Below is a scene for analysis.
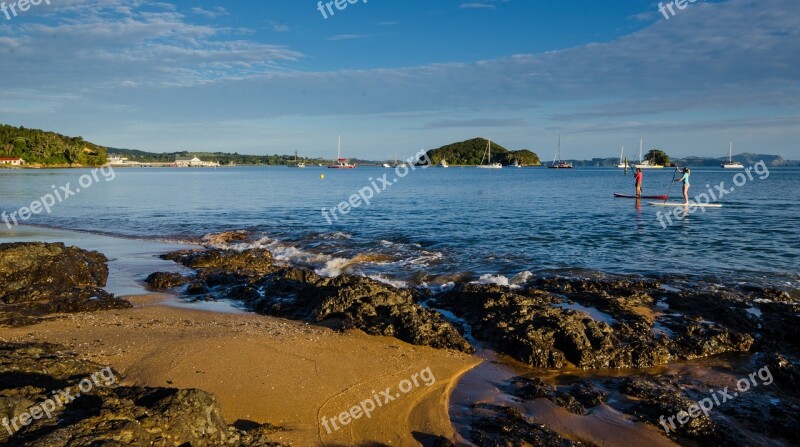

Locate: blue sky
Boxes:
[0,0,798,160]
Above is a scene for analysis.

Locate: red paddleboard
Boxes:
[614,193,669,200]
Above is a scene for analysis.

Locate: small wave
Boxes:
[474,271,533,289]
[316,253,395,277]
[321,231,352,240]
[367,274,408,289]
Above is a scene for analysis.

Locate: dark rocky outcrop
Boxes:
[0,243,131,327]
[158,249,473,353]
[433,281,760,369]
[469,404,584,447]
[433,283,673,369]
[506,377,607,415]
[0,242,109,302]
[163,248,275,275]
[145,271,189,289]
[0,342,285,446]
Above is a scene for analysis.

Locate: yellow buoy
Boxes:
[320,174,325,180]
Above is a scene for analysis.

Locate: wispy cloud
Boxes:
[327,34,374,41]
[459,0,509,10]
[190,6,228,19]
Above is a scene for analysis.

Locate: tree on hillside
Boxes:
[645,149,670,166]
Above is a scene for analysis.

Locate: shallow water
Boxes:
[1,166,798,290]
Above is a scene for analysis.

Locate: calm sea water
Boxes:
[1,165,798,290]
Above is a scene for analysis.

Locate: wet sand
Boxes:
[0,294,481,446]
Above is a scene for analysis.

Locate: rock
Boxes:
[0,342,286,446]
[0,243,131,327]
[163,248,274,275]
[469,403,584,446]
[186,281,210,295]
[506,377,607,415]
[248,267,474,353]
[157,248,474,353]
[434,283,670,369]
[0,242,109,303]
[145,271,188,289]
[763,352,800,398]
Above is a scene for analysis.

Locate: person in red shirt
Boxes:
[634,168,643,197]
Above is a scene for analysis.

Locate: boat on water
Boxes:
[722,142,744,169]
[391,152,405,168]
[511,159,521,168]
[288,150,305,168]
[616,146,627,168]
[634,138,664,169]
[548,135,573,169]
[327,136,355,169]
[382,163,391,168]
[440,158,449,168]
[477,139,502,169]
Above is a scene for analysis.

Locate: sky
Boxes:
[0,0,798,160]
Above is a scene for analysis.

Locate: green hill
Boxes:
[0,124,107,166]
[424,138,541,166]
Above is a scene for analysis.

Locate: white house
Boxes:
[107,155,129,165]
[0,157,25,166]
[175,156,219,167]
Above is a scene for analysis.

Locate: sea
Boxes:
[2,163,799,445]
[1,164,798,292]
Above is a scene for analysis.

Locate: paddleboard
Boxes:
[647,202,723,208]
[614,193,668,200]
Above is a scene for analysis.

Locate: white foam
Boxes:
[315,257,353,277]
[367,274,408,289]
[476,274,510,287]
[474,271,532,289]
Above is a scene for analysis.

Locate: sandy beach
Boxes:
[0,294,481,446]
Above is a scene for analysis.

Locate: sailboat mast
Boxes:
[729,142,733,162]
[639,138,643,163]
[337,135,341,159]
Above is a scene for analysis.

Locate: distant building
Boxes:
[107,155,129,165]
[0,157,25,166]
[175,156,219,167]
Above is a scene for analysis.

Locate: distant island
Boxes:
[422,138,542,166]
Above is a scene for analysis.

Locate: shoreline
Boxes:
[0,293,481,445]
[2,226,799,446]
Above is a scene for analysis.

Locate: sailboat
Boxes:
[288,150,305,168]
[477,139,502,169]
[440,158,449,168]
[327,136,355,169]
[392,152,404,168]
[634,138,664,169]
[616,146,627,168]
[511,159,521,168]
[721,142,744,169]
[548,135,573,169]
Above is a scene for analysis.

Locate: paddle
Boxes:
[665,167,680,203]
